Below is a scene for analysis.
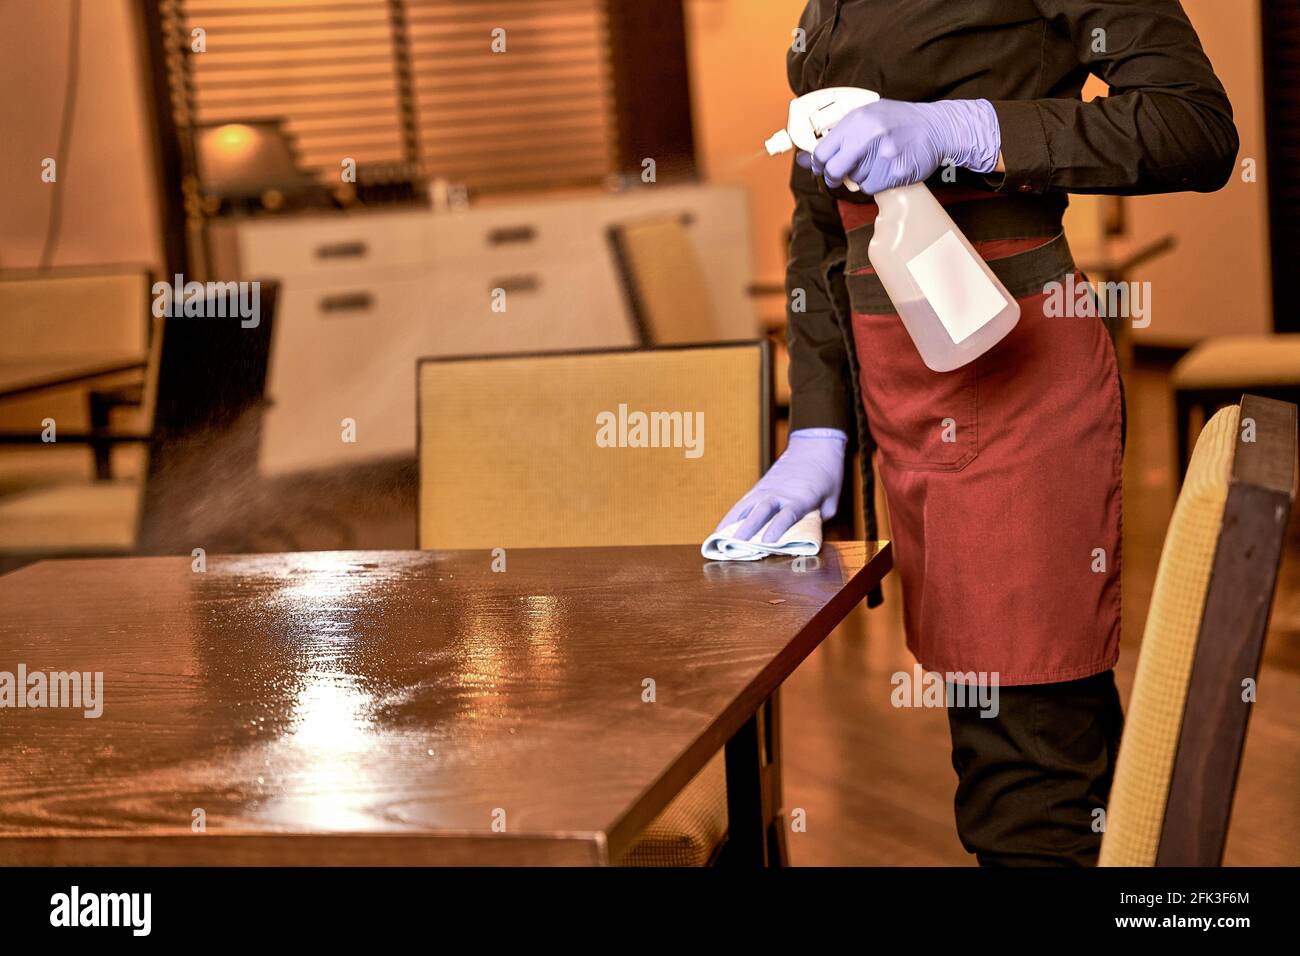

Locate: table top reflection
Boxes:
[0,542,890,865]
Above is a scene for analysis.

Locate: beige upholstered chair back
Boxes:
[1102,395,1296,866]
[418,343,769,550]
[608,216,722,345]
[1100,404,1238,866]
[0,269,151,362]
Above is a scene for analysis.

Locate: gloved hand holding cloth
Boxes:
[702,428,847,561]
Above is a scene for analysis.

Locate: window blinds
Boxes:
[165,0,617,194]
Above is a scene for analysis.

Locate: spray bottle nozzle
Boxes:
[764,129,794,156]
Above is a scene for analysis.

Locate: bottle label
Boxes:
[905,231,1006,345]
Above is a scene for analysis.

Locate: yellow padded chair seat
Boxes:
[619,752,728,866]
[1171,334,1300,390]
[0,482,140,555]
[1099,404,1239,866]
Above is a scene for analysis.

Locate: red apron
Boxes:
[839,198,1123,686]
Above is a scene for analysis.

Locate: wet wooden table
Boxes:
[0,542,891,865]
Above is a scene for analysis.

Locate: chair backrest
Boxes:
[0,267,152,364]
[417,342,770,550]
[136,281,278,552]
[608,215,722,346]
[1101,394,1297,866]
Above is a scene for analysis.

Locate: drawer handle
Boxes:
[486,226,537,246]
[491,275,541,295]
[315,241,369,260]
[319,292,374,314]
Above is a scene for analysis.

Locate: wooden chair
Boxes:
[417,342,789,865]
[1100,394,1297,866]
[0,283,278,559]
[607,214,723,346]
[0,268,154,486]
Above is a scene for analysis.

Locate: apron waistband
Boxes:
[844,231,1076,316]
[842,193,1066,273]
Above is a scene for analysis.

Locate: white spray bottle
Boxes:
[765,88,1019,372]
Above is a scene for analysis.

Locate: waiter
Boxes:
[717,0,1238,865]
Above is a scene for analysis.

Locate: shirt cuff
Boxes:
[789,387,855,435]
[988,99,1053,195]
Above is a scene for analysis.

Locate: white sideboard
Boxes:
[210,183,756,475]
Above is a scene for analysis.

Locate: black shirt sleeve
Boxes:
[991,0,1239,195]
[785,157,855,434]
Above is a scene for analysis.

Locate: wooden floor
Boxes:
[1,356,1295,865]
[782,358,1300,866]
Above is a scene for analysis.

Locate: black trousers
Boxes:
[946,670,1125,866]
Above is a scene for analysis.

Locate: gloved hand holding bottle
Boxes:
[770,91,1018,372]
[798,98,1002,194]
[715,428,848,544]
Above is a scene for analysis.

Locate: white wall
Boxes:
[0,0,162,271]
[1127,0,1271,343]
[684,0,807,292]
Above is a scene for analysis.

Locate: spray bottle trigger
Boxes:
[810,103,843,138]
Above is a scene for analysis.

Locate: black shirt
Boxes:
[785,0,1238,433]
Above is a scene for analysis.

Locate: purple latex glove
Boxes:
[716,428,847,544]
[798,98,1001,195]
